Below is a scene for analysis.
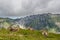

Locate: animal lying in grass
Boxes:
[41,29,48,37]
[8,25,19,32]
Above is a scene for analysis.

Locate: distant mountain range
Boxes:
[0,13,60,33]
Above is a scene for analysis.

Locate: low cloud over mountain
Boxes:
[0,0,60,17]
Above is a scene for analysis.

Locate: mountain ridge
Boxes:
[0,13,60,32]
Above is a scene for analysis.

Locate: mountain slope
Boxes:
[0,13,60,32]
[15,13,59,32]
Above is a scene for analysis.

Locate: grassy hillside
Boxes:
[0,28,60,40]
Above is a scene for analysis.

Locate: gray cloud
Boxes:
[0,0,60,17]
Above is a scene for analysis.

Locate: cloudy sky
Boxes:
[0,0,60,17]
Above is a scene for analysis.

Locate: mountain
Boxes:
[15,13,60,32]
[0,13,60,32]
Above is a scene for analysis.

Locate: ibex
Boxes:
[8,24,19,32]
[41,29,48,37]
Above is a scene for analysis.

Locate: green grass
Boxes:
[0,28,60,40]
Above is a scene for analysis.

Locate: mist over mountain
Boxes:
[0,13,60,32]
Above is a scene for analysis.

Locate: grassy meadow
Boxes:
[0,28,60,40]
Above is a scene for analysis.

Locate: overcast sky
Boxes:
[0,0,60,17]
